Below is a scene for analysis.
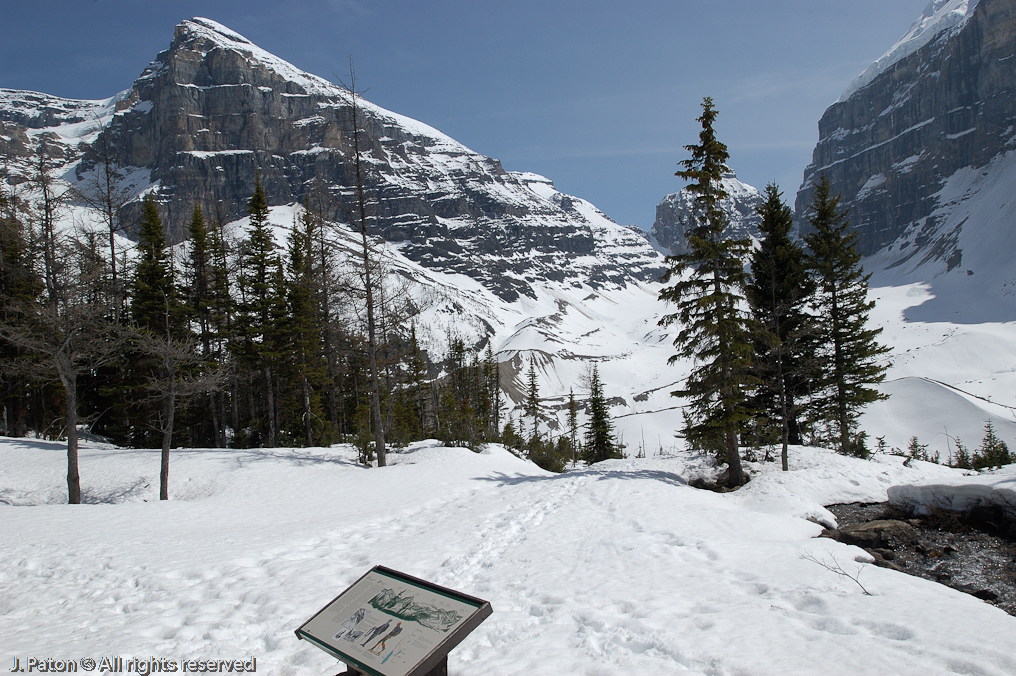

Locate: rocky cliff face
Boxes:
[0,90,113,176]
[0,18,663,302]
[651,172,763,255]
[795,0,1016,274]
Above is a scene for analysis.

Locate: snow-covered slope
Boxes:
[3,437,1014,675]
[889,464,1016,517]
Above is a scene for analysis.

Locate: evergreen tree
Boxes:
[951,437,973,469]
[132,195,177,334]
[406,325,430,436]
[746,183,815,470]
[658,97,754,486]
[524,354,541,443]
[282,209,328,446]
[567,388,580,465]
[483,345,502,436]
[582,363,620,463]
[973,420,1012,469]
[179,204,226,447]
[183,205,213,353]
[0,187,43,437]
[501,413,523,456]
[234,172,286,447]
[804,174,890,454]
[207,208,235,446]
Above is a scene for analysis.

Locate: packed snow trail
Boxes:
[2,439,1015,675]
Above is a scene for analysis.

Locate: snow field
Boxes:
[3,438,1015,675]
[861,280,1016,454]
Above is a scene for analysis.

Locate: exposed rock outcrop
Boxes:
[650,172,763,256]
[0,18,664,302]
[795,0,1016,273]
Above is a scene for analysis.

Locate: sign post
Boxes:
[296,566,492,676]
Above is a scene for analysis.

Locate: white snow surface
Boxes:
[889,464,1016,518]
[838,0,979,103]
[3,438,1015,675]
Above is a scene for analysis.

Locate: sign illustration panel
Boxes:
[296,566,492,676]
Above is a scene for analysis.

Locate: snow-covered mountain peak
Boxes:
[1,17,666,303]
[837,0,980,103]
[166,17,461,149]
[650,172,764,255]
[181,17,255,45]
[168,17,339,99]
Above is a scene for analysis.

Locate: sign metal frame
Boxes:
[295,566,492,676]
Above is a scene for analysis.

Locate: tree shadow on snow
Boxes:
[81,477,153,504]
[475,468,687,488]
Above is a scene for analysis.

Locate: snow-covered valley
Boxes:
[3,437,1015,675]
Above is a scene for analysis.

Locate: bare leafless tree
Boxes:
[135,323,223,500]
[73,120,140,323]
[0,236,123,503]
[0,143,125,502]
[338,60,387,467]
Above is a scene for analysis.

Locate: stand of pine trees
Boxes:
[661,100,892,476]
[1,152,628,504]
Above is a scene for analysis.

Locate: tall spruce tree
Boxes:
[283,209,328,447]
[184,205,213,355]
[181,204,223,446]
[0,188,43,437]
[132,195,177,334]
[235,172,286,447]
[658,97,754,486]
[582,363,620,463]
[746,183,815,470]
[804,174,890,454]
[567,388,580,465]
[483,345,501,436]
[524,354,540,443]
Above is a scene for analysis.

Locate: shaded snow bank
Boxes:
[735,445,961,528]
[888,465,1016,518]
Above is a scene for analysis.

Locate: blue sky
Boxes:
[1,1,926,230]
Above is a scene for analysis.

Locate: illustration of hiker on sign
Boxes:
[359,618,392,648]
[369,621,403,655]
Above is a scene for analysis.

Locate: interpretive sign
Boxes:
[295,566,492,676]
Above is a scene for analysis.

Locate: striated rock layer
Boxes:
[795,0,1016,272]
